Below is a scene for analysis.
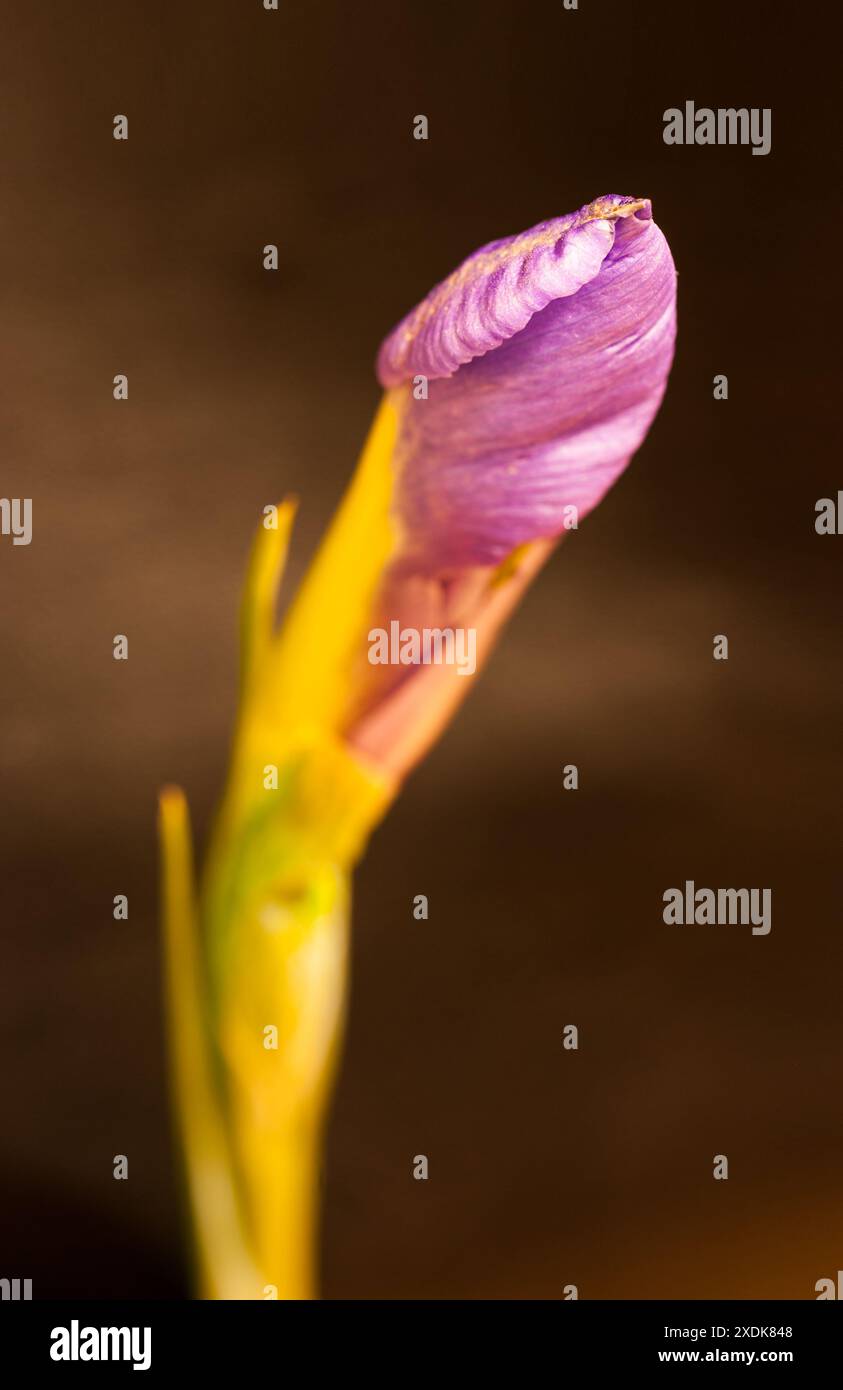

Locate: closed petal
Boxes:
[377,195,677,572]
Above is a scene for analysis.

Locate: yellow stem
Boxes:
[158,786,259,1299]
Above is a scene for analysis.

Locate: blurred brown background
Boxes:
[1,0,839,1298]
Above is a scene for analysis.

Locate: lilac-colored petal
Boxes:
[377,195,677,572]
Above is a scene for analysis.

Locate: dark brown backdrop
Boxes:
[1,0,839,1298]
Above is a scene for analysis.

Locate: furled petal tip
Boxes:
[377,195,677,573]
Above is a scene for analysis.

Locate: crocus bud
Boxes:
[378,195,676,573]
[345,195,677,774]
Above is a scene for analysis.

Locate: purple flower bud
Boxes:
[377,195,677,573]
